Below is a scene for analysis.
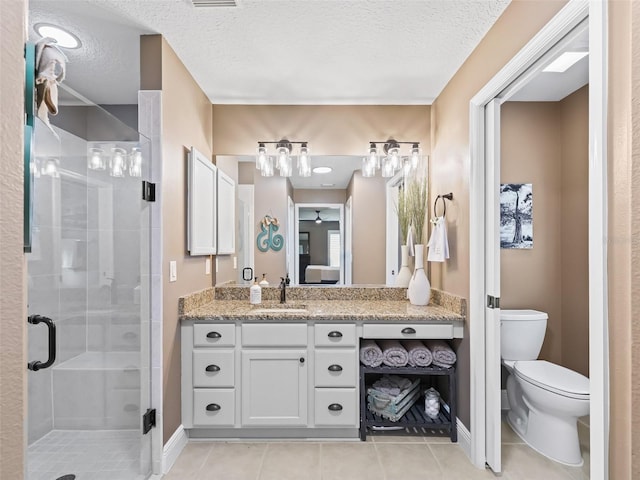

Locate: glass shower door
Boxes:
[26,89,152,480]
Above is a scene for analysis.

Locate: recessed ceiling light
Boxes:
[34,23,82,49]
[542,51,588,73]
[313,166,332,174]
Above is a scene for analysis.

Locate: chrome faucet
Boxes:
[279,277,286,304]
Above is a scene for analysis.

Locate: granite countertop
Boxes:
[180,299,464,323]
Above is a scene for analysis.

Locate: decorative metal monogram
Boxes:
[257,215,284,252]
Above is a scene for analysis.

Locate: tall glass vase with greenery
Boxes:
[394,185,413,287]
[407,177,431,305]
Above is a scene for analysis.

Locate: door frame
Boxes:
[468,1,608,478]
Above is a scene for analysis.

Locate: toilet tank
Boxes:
[500,309,548,361]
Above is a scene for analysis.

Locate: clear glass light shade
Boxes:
[88,147,106,170]
[260,156,274,177]
[410,145,421,169]
[42,157,60,177]
[256,144,267,170]
[381,159,395,178]
[362,157,376,177]
[298,145,311,177]
[368,144,379,170]
[276,146,289,170]
[129,148,143,177]
[388,147,401,171]
[402,157,412,177]
[110,148,126,177]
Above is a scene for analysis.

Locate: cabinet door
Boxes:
[241,350,307,426]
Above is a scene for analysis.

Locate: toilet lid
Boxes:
[514,360,590,399]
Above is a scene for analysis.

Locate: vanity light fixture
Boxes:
[364,139,422,178]
[41,157,60,177]
[34,23,82,49]
[256,140,310,178]
[109,148,127,178]
[87,144,144,178]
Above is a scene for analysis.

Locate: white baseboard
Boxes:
[162,424,188,474]
[457,418,472,460]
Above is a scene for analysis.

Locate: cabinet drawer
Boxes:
[314,388,358,426]
[193,389,235,426]
[314,349,357,387]
[314,324,356,347]
[242,323,307,347]
[193,350,235,388]
[363,323,453,339]
[194,324,236,347]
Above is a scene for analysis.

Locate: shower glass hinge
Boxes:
[142,181,156,202]
[142,408,156,434]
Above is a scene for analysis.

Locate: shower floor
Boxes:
[27,430,148,480]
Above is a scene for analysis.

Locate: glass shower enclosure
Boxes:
[26,86,152,480]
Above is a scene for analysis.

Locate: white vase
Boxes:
[408,244,431,306]
[395,245,412,287]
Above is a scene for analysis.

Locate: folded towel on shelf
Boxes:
[360,339,383,367]
[378,339,409,367]
[368,388,421,422]
[424,340,457,367]
[402,340,433,367]
[369,375,416,398]
[368,378,420,413]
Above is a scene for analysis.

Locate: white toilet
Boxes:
[501,309,590,466]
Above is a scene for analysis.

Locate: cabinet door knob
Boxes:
[328,403,343,411]
[328,364,343,372]
[328,331,343,338]
[299,357,305,364]
[401,327,416,334]
[206,331,221,339]
[205,364,220,372]
[206,403,221,411]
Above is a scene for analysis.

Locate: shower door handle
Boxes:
[27,315,56,371]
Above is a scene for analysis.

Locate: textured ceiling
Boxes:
[29,0,511,105]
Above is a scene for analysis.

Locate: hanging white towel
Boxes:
[427,216,450,262]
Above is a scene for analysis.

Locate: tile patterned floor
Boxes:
[162,420,590,480]
[163,423,589,480]
[27,430,147,480]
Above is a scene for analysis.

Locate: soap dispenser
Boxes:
[250,277,262,305]
[259,273,269,286]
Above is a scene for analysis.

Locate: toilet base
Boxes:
[507,406,584,467]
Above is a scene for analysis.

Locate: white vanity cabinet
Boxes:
[240,323,308,426]
[313,324,359,427]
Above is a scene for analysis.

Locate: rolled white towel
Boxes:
[378,339,409,367]
[402,339,433,367]
[359,339,383,367]
[424,339,456,367]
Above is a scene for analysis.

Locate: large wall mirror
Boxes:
[215,155,409,286]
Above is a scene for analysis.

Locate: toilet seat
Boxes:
[514,360,590,400]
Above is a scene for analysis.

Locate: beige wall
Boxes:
[500,87,589,376]
[0,0,27,477]
[500,101,563,364]
[293,189,346,204]
[211,105,430,156]
[141,35,214,443]
[559,87,589,377]
[429,0,568,429]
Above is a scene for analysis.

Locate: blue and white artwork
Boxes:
[500,183,533,249]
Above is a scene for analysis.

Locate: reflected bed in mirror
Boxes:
[215,155,419,287]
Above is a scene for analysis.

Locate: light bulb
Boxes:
[256,143,267,170]
[362,157,375,177]
[368,143,379,170]
[381,159,395,178]
[88,147,105,170]
[410,144,421,169]
[389,148,400,171]
[261,156,274,177]
[298,144,311,177]
[42,158,59,177]
[110,148,126,177]
[129,148,142,177]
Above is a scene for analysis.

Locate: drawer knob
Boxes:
[328,403,343,411]
[205,364,220,372]
[328,364,343,372]
[206,403,221,412]
[206,331,222,339]
[328,331,343,338]
[401,327,416,334]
